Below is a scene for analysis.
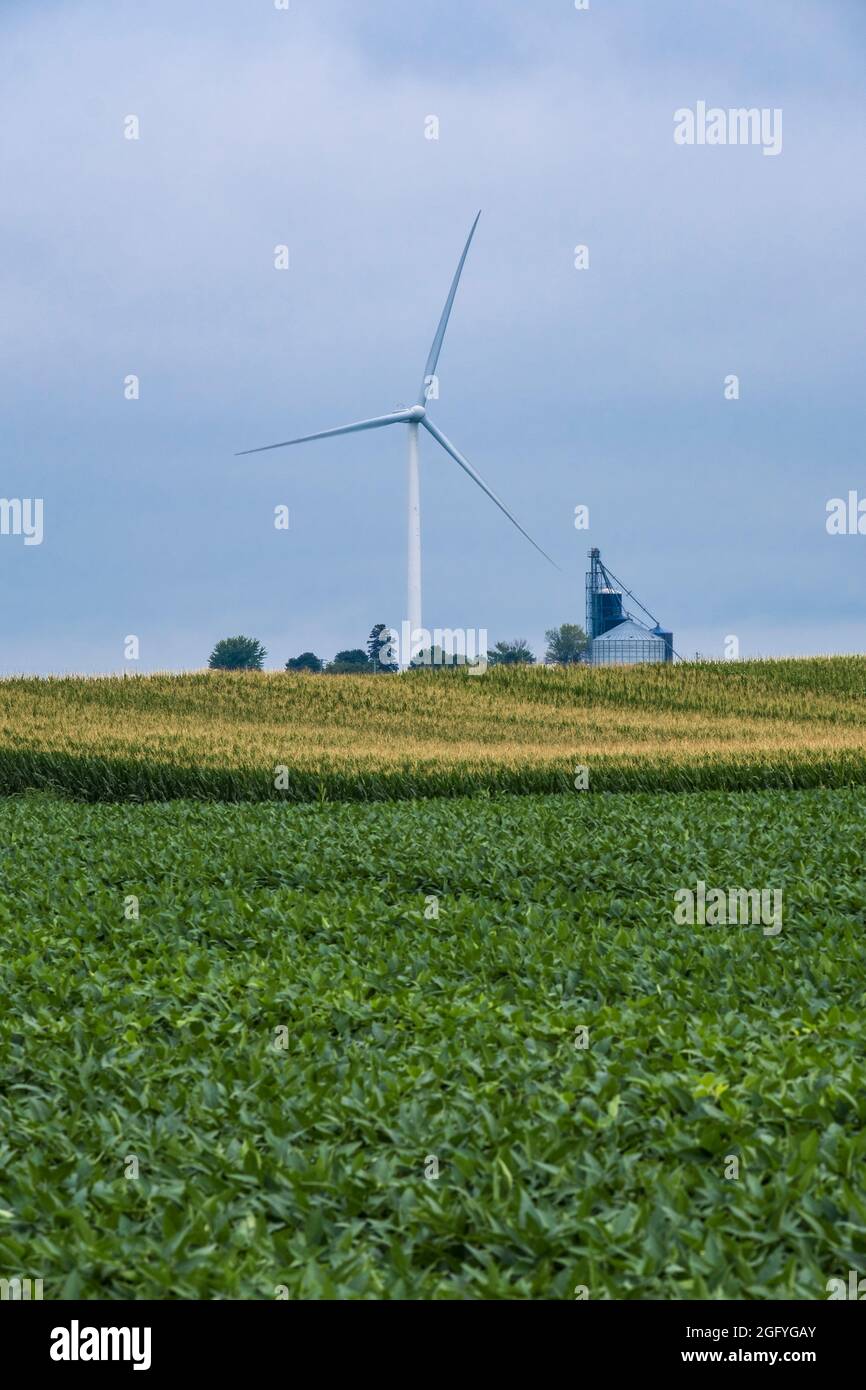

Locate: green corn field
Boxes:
[1,656,866,800]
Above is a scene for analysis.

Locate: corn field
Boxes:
[2,656,865,800]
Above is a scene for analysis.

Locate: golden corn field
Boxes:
[2,655,866,800]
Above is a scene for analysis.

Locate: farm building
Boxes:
[586,548,674,666]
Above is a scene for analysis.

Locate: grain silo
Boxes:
[585,548,673,665]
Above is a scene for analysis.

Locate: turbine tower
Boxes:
[237,212,557,662]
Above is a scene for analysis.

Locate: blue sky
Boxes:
[2,0,865,672]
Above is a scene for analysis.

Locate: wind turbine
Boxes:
[237,212,557,662]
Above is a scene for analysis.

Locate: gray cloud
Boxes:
[1,0,864,670]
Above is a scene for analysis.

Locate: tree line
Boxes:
[208,624,587,672]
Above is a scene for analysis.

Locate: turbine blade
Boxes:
[422,417,560,570]
[417,211,481,405]
[236,410,411,456]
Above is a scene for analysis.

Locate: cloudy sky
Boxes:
[2,0,865,672]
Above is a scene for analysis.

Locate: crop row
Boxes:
[1,787,864,1297]
[1,658,866,800]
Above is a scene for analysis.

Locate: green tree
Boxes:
[367,624,399,673]
[327,648,372,674]
[486,638,535,666]
[544,623,588,664]
[410,644,451,669]
[208,636,267,671]
[285,651,323,672]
